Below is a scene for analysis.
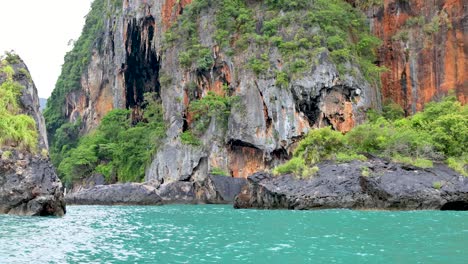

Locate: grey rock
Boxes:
[234,158,468,210]
[0,151,65,216]
[157,182,197,203]
[65,175,247,205]
[65,183,162,205]
[205,175,247,203]
[146,142,206,183]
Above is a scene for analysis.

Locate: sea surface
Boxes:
[0,205,467,263]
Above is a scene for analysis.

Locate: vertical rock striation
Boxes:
[354,0,467,113]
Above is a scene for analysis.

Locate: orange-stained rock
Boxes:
[318,90,356,133]
[361,0,467,113]
[162,0,193,30]
[229,146,266,179]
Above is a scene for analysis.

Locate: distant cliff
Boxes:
[39,98,47,112]
[44,0,466,187]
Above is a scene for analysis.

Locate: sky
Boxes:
[0,0,94,98]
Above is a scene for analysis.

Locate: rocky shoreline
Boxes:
[65,175,247,206]
[64,158,468,211]
[234,158,468,211]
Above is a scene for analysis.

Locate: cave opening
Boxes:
[293,85,354,127]
[124,16,161,113]
[440,201,468,211]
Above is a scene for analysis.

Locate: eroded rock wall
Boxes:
[56,0,376,184]
[356,0,467,113]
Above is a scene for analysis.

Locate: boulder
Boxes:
[66,175,247,205]
[65,183,162,205]
[0,150,66,216]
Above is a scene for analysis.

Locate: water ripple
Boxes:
[0,205,467,263]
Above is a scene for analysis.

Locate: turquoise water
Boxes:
[0,205,467,263]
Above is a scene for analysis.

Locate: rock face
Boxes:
[46,0,466,194]
[66,175,247,205]
[234,158,468,210]
[48,0,377,187]
[353,0,467,113]
[0,57,65,216]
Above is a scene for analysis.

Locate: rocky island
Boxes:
[0,53,65,216]
[1,0,465,211]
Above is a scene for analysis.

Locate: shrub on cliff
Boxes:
[0,57,38,152]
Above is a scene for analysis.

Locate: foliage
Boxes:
[259,0,384,83]
[273,96,467,176]
[0,56,38,152]
[57,97,165,186]
[273,157,305,176]
[164,0,383,89]
[335,152,367,163]
[446,155,468,177]
[44,0,122,147]
[294,127,346,165]
[1,150,12,160]
[180,131,202,146]
[432,181,443,190]
[361,166,371,177]
[210,167,230,176]
[188,91,234,135]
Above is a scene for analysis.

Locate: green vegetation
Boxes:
[210,167,230,176]
[1,150,12,160]
[44,0,122,148]
[432,181,443,190]
[352,0,384,9]
[361,166,371,177]
[180,131,202,146]
[185,91,235,138]
[273,96,467,177]
[0,54,38,152]
[165,0,383,87]
[57,95,165,186]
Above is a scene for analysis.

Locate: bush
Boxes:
[432,181,443,190]
[188,91,233,134]
[336,152,367,163]
[273,157,306,176]
[180,131,201,146]
[447,156,468,177]
[273,95,467,175]
[56,96,165,186]
[0,58,38,152]
[294,127,345,164]
[361,166,371,177]
[210,167,230,176]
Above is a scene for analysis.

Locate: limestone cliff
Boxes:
[0,53,65,216]
[45,0,466,187]
[351,0,467,113]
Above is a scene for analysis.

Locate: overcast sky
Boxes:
[0,0,94,98]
